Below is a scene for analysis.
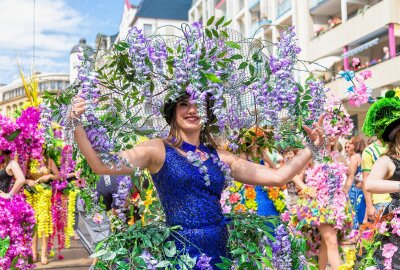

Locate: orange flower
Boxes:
[244,186,256,200]
[233,204,247,213]
[268,188,280,200]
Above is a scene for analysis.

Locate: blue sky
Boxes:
[0,0,140,84]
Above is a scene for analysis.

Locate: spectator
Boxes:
[362,139,391,221]
[382,46,390,61]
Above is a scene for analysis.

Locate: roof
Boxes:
[70,38,93,54]
[136,0,191,21]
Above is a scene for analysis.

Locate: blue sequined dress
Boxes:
[151,142,228,268]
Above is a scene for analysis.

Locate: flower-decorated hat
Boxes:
[362,88,400,142]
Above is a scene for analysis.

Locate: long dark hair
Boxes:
[386,131,400,157]
[165,96,219,149]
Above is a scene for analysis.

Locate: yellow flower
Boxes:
[394,87,400,98]
[245,199,257,210]
[338,248,356,270]
[143,189,155,208]
[229,182,243,192]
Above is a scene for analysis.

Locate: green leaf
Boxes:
[222,19,232,27]
[212,29,219,38]
[205,28,213,39]
[0,236,10,258]
[155,260,171,268]
[225,41,241,50]
[238,62,248,70]
[204,73,222,83]
[220,30,229,38]
[230,54,243,60]
[114,43,126,52]
[206,16,215,26]
[89,249,107,259]
[215,16,225,27]
[249,64,255,76]
[102,251,116,261]
[5,130,21,142]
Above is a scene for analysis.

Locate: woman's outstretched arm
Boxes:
[365,156,400,194]
[219,147,313,187]
[74,124,163,175]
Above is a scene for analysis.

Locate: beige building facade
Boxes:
[189,0,400,134]
[0,73,69,116]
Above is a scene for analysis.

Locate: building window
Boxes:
[143,24,153,37]
[57,81,63,90]
[51,81,56,90]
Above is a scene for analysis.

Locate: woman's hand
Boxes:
[37,175,52,183]
[303,114,326,147]
[26,179,38,187]
[70,96,86,120]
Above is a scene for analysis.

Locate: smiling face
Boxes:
[174,98,202,133]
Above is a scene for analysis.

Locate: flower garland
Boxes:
[48,191,67,259]
[220,182,257,214]
[263,186,287,213]
[24,184,53,237]
[65,189,79,248]
[0,195,36,270]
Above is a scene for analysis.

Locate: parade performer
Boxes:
[0,115,36,270]
[46,19,350,269]
[70,92,325,269]
[291,104,355,270]
[356,88,400,269]
[25,147,60,265]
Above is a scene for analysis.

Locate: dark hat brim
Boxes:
[382,118,400,142]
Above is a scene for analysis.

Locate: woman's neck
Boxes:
[179,131,201,146]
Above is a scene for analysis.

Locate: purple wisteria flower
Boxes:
[196,254,213,270]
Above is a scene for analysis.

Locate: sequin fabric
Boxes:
[151,142,228,268]
[0,169,12,193]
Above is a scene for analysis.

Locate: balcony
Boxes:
[310,0,341,15]
[307,0,400,61]
[277,0,292,19]
[326,55,400,99]
[250,19,272,37]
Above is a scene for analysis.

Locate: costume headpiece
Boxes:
[362,88,400,142]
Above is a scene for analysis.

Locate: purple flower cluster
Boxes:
[0,195,36,270]
[113,175,133,223]
[75,48,123,167]
[265,224,293,270]
[196,254,213,270]
[307,80,328,121]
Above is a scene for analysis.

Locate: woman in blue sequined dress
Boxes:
[71,95,325,268]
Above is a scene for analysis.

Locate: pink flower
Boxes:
[222,205,232,214]
[281,211,290,222]
[382,243,398,259]
[379,222,389,234]
[352,57,360,67]
[229,193,241,204]
[93,213,104,224]
[359,70,372,80]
